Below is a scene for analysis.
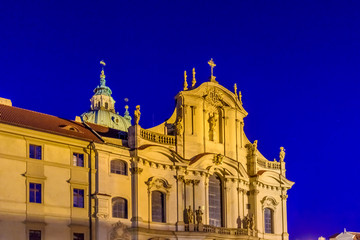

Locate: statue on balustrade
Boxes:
[279,146,285,162]
[243,215,250,229]
[236,216,242,228]
[195,206,203,224]
[252,140,258,155]
[186,206,194,224]
[249,214,255,230]
[134,105,141,125]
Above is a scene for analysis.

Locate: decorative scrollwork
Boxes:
[145,177,172,193]
[213,154,224,165]
[110,221,130,240]
[261,196,279,209]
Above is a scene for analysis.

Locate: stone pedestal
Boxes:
[176,221,185,231]
[198,223,204,232]
[188,223,194,232]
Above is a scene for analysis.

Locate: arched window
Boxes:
[264,208,273,233]
[111,160,127,175]
[112,197,128,218]
[105,102,109,109]
[208,174,223,227]
[152,191,166,223]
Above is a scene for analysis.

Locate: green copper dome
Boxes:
[81,65,132,132]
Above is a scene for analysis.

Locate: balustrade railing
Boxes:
[140,128,175,145]
[257,158,280,170]
[184,224,255,236]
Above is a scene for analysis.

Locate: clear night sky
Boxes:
[1,1,360,239]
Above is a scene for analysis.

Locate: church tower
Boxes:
[81,61,132,131]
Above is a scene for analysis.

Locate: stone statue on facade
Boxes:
[195,206,203,224]
[239,91,242,104]
[186,206,194,224]
[236,216,242,228]
[249,214,255,230]
[134,105,141,125]
[209,113,217,132]
[243,215,250,229]
[175,117,183,136]
[279,146,285,162]
[252,140,258,155]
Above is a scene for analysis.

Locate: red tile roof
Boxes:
[86,122,127,138]
[0,104,103,143]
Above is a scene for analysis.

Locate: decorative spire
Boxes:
[208,58,217,83]
[183,70,188,90]
[100,60,106,86]
[234,83,238,98]
[192,68,196,87]
[239,91,243,104]
[124,105,132,121]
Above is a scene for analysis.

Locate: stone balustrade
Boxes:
[140,128,175,145]
[257,158,280,170]
[184,224,255,236]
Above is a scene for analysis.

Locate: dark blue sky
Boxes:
[1,1,360,239]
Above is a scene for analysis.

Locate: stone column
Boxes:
[251,189,259,236]
[281,193,289,240]
[174,175,185,231]
[236,186,245,228]
[226,179,237,228]
[204,174,209,225]
[130,162,143,229]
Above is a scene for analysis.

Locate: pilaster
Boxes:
[174,175,185,231]
[281,193,289,240]
[130,161,143,228]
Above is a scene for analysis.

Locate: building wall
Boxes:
[0,124,91,240]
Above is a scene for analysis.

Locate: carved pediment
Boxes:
[261,196,279,210]
[145,177,172,193]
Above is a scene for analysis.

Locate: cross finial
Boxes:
[208,58,217,83]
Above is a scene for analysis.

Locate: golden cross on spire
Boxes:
[208,58,217,83]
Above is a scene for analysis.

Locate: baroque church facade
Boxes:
[0,60,294,240]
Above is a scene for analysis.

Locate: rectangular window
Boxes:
[29,144,42,160]
[29,183,42,203]
[73,153,84,167]
[73,233,85,240]
[29,230,41,240]
[73,188,84,208]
